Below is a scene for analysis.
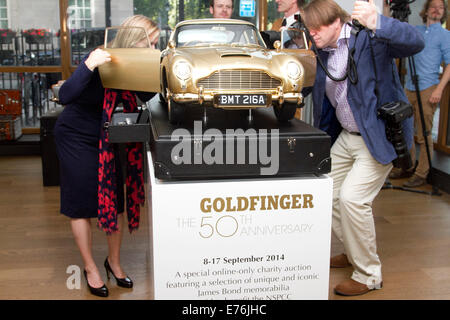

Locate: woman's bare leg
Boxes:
[71,218,104,288]
[106,213,127,278]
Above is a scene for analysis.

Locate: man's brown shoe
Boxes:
[330,254,351,268]
[388,167,413,179]
[403,174,426,188]
[334,279,383,296]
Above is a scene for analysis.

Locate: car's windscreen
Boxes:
[281,28,308,50]
[175,23,265,48]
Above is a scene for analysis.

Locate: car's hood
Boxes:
[174,46,278,75]
[170,46,315,86]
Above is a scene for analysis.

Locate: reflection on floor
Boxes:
[0,155,449,300]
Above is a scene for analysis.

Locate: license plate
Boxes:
[217,94,267,106]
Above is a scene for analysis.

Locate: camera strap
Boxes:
[306,22,359,84]
[367,31,382,111]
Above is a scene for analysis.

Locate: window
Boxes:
[0,0,8,29]
[68,0,92,29]
[267,0,283,30]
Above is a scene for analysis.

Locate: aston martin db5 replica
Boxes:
[99,19,316,124]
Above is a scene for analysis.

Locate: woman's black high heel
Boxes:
[83,269,109,297]
[104,257,133,288]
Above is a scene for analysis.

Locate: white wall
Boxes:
[8,0,134,32]
[6,0,430,33]
[408,0,427,26]
[9,0,60,31]
[334,0,427,26]
[334,0,384,14]
[110,0,134,26]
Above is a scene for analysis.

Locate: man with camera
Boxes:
[302,0,424,296]
[390,0,450,188]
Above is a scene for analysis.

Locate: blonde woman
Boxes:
[54,15,159,298]
[111,14,160,48]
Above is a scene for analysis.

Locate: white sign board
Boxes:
[239,0,256,17]
[147,151,332,300]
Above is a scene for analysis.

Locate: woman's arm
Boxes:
[58,49,111,105]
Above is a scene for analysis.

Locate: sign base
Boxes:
[146,148,332,300]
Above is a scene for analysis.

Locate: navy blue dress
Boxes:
[54,57,124,219]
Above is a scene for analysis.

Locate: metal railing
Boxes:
[0,28,107,67]
[0,72,59,128]
[0,28,106,128]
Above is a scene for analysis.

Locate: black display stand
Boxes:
[147,97,331,180]
[40,107,64,186]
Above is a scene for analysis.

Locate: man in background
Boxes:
[271,0,305,31]
[271,1,306,119]
[210,0,233,19]
[389,0,450,188]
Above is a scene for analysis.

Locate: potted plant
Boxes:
[22,28,52,44]
[0,29,16,44]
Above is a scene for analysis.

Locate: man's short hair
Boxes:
[302,0,350,30]
[419,0,447,24]
[209,0,234,8]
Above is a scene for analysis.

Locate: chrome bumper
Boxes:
[170,87,303,107]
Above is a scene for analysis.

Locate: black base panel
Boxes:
[40,107,64,186]
[0,134,40,156]
[108,111,150,143]
[149,96,331,180]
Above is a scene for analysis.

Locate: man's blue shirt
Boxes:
[405,23,450,91]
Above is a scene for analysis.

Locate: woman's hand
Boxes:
[352,0,379,32]
[84,48,111,71]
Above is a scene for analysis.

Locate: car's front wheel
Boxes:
[273,102,298,122]
[159,71,168,106]
[168,99,185,125]
[159,92,167,106]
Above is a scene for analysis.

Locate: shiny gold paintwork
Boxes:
[98,19,316,112]
[283,49,316,88]
[99,48,161,93]
[160,19,316,110]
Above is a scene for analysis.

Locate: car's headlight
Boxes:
[174,61,192,80]
[287,62,301,80]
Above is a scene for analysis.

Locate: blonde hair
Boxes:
[111,14,159,48]
[302,0,350,30]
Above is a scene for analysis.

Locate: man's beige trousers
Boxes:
[330,130,392,288]
[406,86,439,179]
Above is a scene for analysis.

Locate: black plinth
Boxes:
[40,107,64,186]
[148,96,331,180]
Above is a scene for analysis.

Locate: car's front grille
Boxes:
[197,70,281,90]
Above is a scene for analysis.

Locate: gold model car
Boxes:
[99,19,316,124]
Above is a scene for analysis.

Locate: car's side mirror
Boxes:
[281,28,308,50]
[168,40,176,49]
[260,30,280,49]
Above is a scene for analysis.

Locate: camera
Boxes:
[385,0,414,22]
[378,101,413,170]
